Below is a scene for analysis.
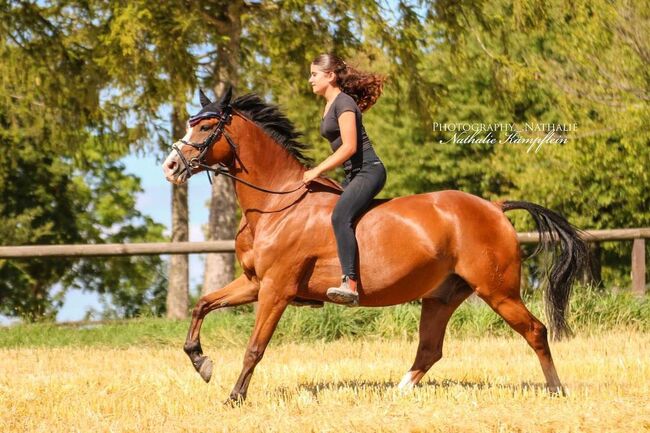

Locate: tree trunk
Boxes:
[166,106,189,319]
[202,3,243,296]
[202,176,237,295]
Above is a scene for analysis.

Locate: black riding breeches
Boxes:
[331,161,387,281]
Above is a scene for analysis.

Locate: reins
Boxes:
[194,160,307,194]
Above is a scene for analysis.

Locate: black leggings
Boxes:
[331,161,387,280]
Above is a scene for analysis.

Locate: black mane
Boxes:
[231,93,314,167]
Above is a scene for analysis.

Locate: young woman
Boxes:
[303,53,387,306]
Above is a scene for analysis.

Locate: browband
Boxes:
[188,111,223,127]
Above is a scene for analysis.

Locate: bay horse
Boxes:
[162,85,589,403]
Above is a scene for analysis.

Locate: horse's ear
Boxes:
[218,83,233,106]
[199,88,212,107]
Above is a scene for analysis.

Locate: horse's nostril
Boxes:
[167,161,177,171]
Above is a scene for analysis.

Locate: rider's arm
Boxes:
[315,111,357,174]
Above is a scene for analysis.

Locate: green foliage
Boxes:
[0,146,85,320]
[0,1,168,321]
[0,151,168,321]
[59,159,168,319]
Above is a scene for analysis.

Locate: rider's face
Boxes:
[308,64,334,96]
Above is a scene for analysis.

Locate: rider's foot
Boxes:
[326,275,359,306]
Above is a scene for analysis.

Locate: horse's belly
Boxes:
[355,202,455,305]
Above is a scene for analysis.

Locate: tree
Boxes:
[420,0,649,288]
[0,1,167,321]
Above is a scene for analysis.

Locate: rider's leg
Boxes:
[328,162,386,303]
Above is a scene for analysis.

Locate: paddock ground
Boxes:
[1,331,648,432]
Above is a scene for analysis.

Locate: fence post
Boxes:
[631,237,646,296]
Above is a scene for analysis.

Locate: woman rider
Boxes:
[303,53,387,306]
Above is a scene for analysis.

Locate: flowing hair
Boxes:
[312,53,386,112]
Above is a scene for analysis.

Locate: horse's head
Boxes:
[162,85,236,185]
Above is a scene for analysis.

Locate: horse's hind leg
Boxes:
[478,291,565,394]
[399,277,473,391]
[184,275,259,382]
[467,260,565,394]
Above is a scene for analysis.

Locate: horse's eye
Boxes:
[201,125,212,131]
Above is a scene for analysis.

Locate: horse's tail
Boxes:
[500,200,590,340]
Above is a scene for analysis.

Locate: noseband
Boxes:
[171,104,306,195]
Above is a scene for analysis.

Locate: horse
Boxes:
[162,85,589,404]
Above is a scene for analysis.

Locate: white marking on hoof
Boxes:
[398,371,416,392]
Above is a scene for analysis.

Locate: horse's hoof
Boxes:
[549,385,567,397]
[198,357,213,383]
[223,393,246,407]
[397,371,416,393]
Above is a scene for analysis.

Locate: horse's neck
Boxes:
[229,120,306,232]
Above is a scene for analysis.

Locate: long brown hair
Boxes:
[312,53,386,112]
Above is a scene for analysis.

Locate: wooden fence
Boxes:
[1,228,647,295]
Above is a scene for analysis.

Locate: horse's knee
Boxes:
[534,321,548,339]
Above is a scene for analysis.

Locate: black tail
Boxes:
[502,201,590,340]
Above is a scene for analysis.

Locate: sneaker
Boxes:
[326,275,359,306]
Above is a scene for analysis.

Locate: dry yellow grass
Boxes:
[1,331,649,432]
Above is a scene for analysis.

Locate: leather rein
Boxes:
[171,104,306,195]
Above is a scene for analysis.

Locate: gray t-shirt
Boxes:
[319,92,381,175]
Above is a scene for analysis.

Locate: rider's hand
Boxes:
[302,168,321,185]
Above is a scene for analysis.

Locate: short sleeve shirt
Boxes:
[319,92,380,174]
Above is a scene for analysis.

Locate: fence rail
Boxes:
[1,228,647,295]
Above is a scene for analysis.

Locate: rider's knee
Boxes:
[331,208,352,227]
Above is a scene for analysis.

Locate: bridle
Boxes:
[171,104,235,185]
[170,104,306,195]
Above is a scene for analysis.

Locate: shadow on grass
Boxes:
[274,378,554,399]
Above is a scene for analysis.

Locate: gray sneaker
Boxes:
[326,275,359,306]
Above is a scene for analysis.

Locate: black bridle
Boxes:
[171,104,235,185]
[170,104,306,195]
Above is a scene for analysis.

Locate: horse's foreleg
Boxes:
[226,284,290,404]
[184,275,259,382]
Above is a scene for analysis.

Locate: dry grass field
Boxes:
[1,331,648,432]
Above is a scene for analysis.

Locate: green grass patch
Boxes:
[1,285,648,348]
